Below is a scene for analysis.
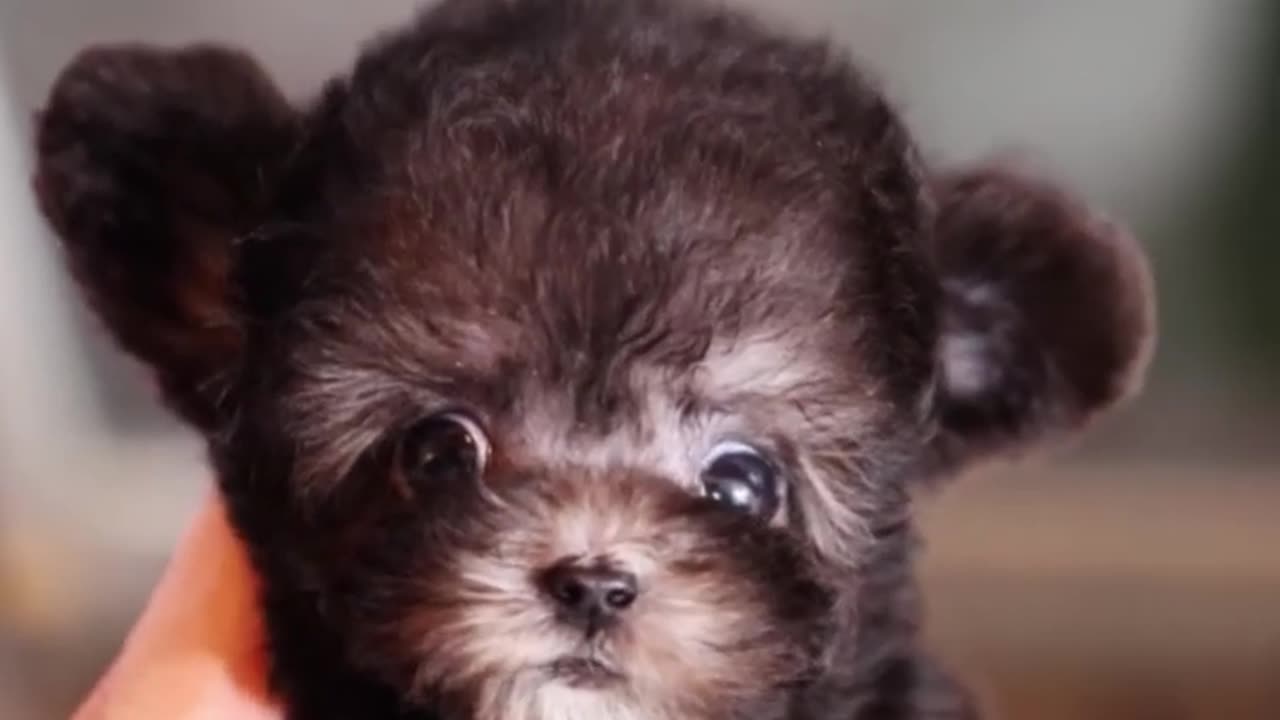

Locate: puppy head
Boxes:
[33,0,1153,716]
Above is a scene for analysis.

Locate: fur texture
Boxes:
[32,1,1155,718]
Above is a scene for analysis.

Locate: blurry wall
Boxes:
[0,2,1277,719]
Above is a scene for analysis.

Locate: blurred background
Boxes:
[0,1,1277,718]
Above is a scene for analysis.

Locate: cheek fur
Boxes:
[616,567,817,710]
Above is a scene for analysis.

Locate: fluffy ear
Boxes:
[926,165,1155,471]
[34,44,299,430]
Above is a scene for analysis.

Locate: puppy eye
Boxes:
[699,441,780,520]
[399,412,490,485]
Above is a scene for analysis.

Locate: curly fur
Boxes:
[32,1,1154,718]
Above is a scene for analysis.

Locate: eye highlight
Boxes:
[398,411,490,487]
[699,440,780,520]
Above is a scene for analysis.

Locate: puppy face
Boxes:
[232,90,914,715]
[33,0,1154,717]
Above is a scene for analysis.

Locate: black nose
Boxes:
[539,562,638,625]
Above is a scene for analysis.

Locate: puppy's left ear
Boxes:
[34,44,299,430]
[926,165,1155,472]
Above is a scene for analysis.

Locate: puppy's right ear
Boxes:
[924,165,1155,474]
[34,45,299,430]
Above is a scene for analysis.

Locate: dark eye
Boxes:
[699,441,780,519]
[398,412,490,485]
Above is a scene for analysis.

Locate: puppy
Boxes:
[32,0,1154,718]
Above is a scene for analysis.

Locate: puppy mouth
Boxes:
[545,656,625,688]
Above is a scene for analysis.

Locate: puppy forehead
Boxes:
[278,269,862,461]
[291,165,865,406]
[513,329,848,467]
[266,147,895,495]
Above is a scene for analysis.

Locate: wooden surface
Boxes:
[918,463,1280,720]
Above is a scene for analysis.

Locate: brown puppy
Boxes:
[32,1,1154,718]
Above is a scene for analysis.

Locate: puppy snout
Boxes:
[539,560,638,626]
